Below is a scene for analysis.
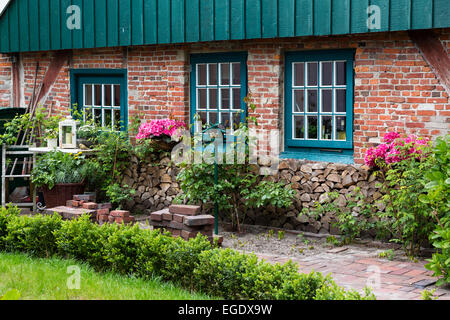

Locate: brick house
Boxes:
[0,0,449,166]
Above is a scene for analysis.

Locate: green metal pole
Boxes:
[214,161,219,235]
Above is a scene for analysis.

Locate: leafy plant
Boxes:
[0,289,21,300]
[378,249,395,261]
[105,183,136,210]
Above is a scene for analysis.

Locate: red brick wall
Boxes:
[0,53,12,108]
[2,29,449,164]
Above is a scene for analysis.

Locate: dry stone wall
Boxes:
[121,154,382,236]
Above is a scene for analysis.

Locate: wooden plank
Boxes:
[39,0,51,51]
[409,29,450,95]
[71,0,83,49]
[186,0,200,42]
[119,0,131,46]
[144,0,157,44]
[171,0,185,43]
[262,0,278,38]
[95,0,108,47]
[50,0,61,50]
[107,0,119,47]
[61,0,73,50]
[0,9,10,52]
[83,0,95,48]
[279,0,294,38]
[350,0,368,34]
[246,0,262,39]
[433,0,450,28]
[200,0,214,41]
[295,0,313,36]
[18,0,30,52]
[411,0,432,30]
[132,0,144,45]
[230,0,245,39]
[157,0,171,43]
[314,0,331,35]
[390,0,411,31]
[215,0,230,41]
[332,0,350,35]
[369,0,390,32]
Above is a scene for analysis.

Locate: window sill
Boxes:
[280,149,354,164]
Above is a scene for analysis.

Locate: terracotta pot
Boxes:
[42,183,85,208]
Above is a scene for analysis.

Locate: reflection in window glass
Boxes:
[104,109,112,128]
[94,85,102,106]
[198,89,207,109]
[84,85,92,106]
[114,110,121,131]
[321,89,332,113]
[232,88,241,110]
[294,116,304,139]
[197,64,207,85]
[220,63,230,85]
[321,62,333,86]
[208,64,218,85]
[232,63,241,85]
[114,85,121,107]
[294,63,304,87]
[321,116,333,140]
[294,90,304,113]
[199,112,207,125]
[307,116,318,139]
[336,89,346,113]
[307,90,318,112]
[336,62,346,86]
[104,85,112,107]
[221,88,230,109]
[307,62,318,86]
[335,116,347,141]
[94,109,102,126]
[209,112,218,125]
[221,113,230,128]
[209,89,218,109]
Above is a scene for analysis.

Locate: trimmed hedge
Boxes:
[0,206,375,300]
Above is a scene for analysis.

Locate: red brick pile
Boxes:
[150,205,222,245]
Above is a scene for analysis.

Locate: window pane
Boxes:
[208,64,218,85]
[307,90,318,113]
[221,113,231,129]
[220,63,230,85]
[336,89,346,113]
[198,64,207,85]
[232,112,241,130]
[114,85,121,106]
[321,116,332,140]
[294,63,305,87]
[336,62,346,85]
[94,109,102,126]
[232,63,241,85]
[335,116,347,141]
[294,90,304,113]
[113,109,121,131]
[84,85,92,106]
[307,62,318,86]
[208,88,218,109]
[307,116,318,139]
[232,88,241,110]
[321,89,332,113]
[198,112,207,125]
[104,85,112,107]
[104,109,112,128]
[209,112,218,125]
[198,89,207,109]
[221,88,230,109]
[294,116,305,139]
[84,107,92,122]
[94,85,102,106]
[321,62,333,86]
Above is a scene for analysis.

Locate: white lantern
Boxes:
[59,118,77,149]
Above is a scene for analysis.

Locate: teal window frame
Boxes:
[70,69,128,131]
[284,50,355,153]
[190,52,248,131]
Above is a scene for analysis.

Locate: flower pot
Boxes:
[41,183,85,208]
[47,138,58,149]
[149,135,177,151]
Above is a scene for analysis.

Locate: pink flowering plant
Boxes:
[364,132,431,168]
[136,119,186,142]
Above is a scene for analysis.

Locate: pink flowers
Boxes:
[136,119,186,141]
[365,132,431,168]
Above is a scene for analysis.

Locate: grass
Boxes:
[0,252,213,300]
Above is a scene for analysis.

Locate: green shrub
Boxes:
[0,205,20,249]
[54,215,115,271]
[4,213,62,257]
[425,216,450,286]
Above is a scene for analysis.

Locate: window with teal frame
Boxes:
[70,69,128,131]
[190,52,247,131]
[283,50,355,162]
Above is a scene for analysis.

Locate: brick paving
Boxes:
[250,250,450,300]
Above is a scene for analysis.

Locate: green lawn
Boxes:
[0,252,213,300]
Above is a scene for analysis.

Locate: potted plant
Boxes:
[31,151,91,208]
[136,118,186,151]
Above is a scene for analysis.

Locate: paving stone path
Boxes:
[248,249,450,300]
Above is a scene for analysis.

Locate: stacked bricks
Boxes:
[46,193,135,225]
[150,205,221,244]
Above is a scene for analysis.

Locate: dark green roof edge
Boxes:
[1,0,449,53]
